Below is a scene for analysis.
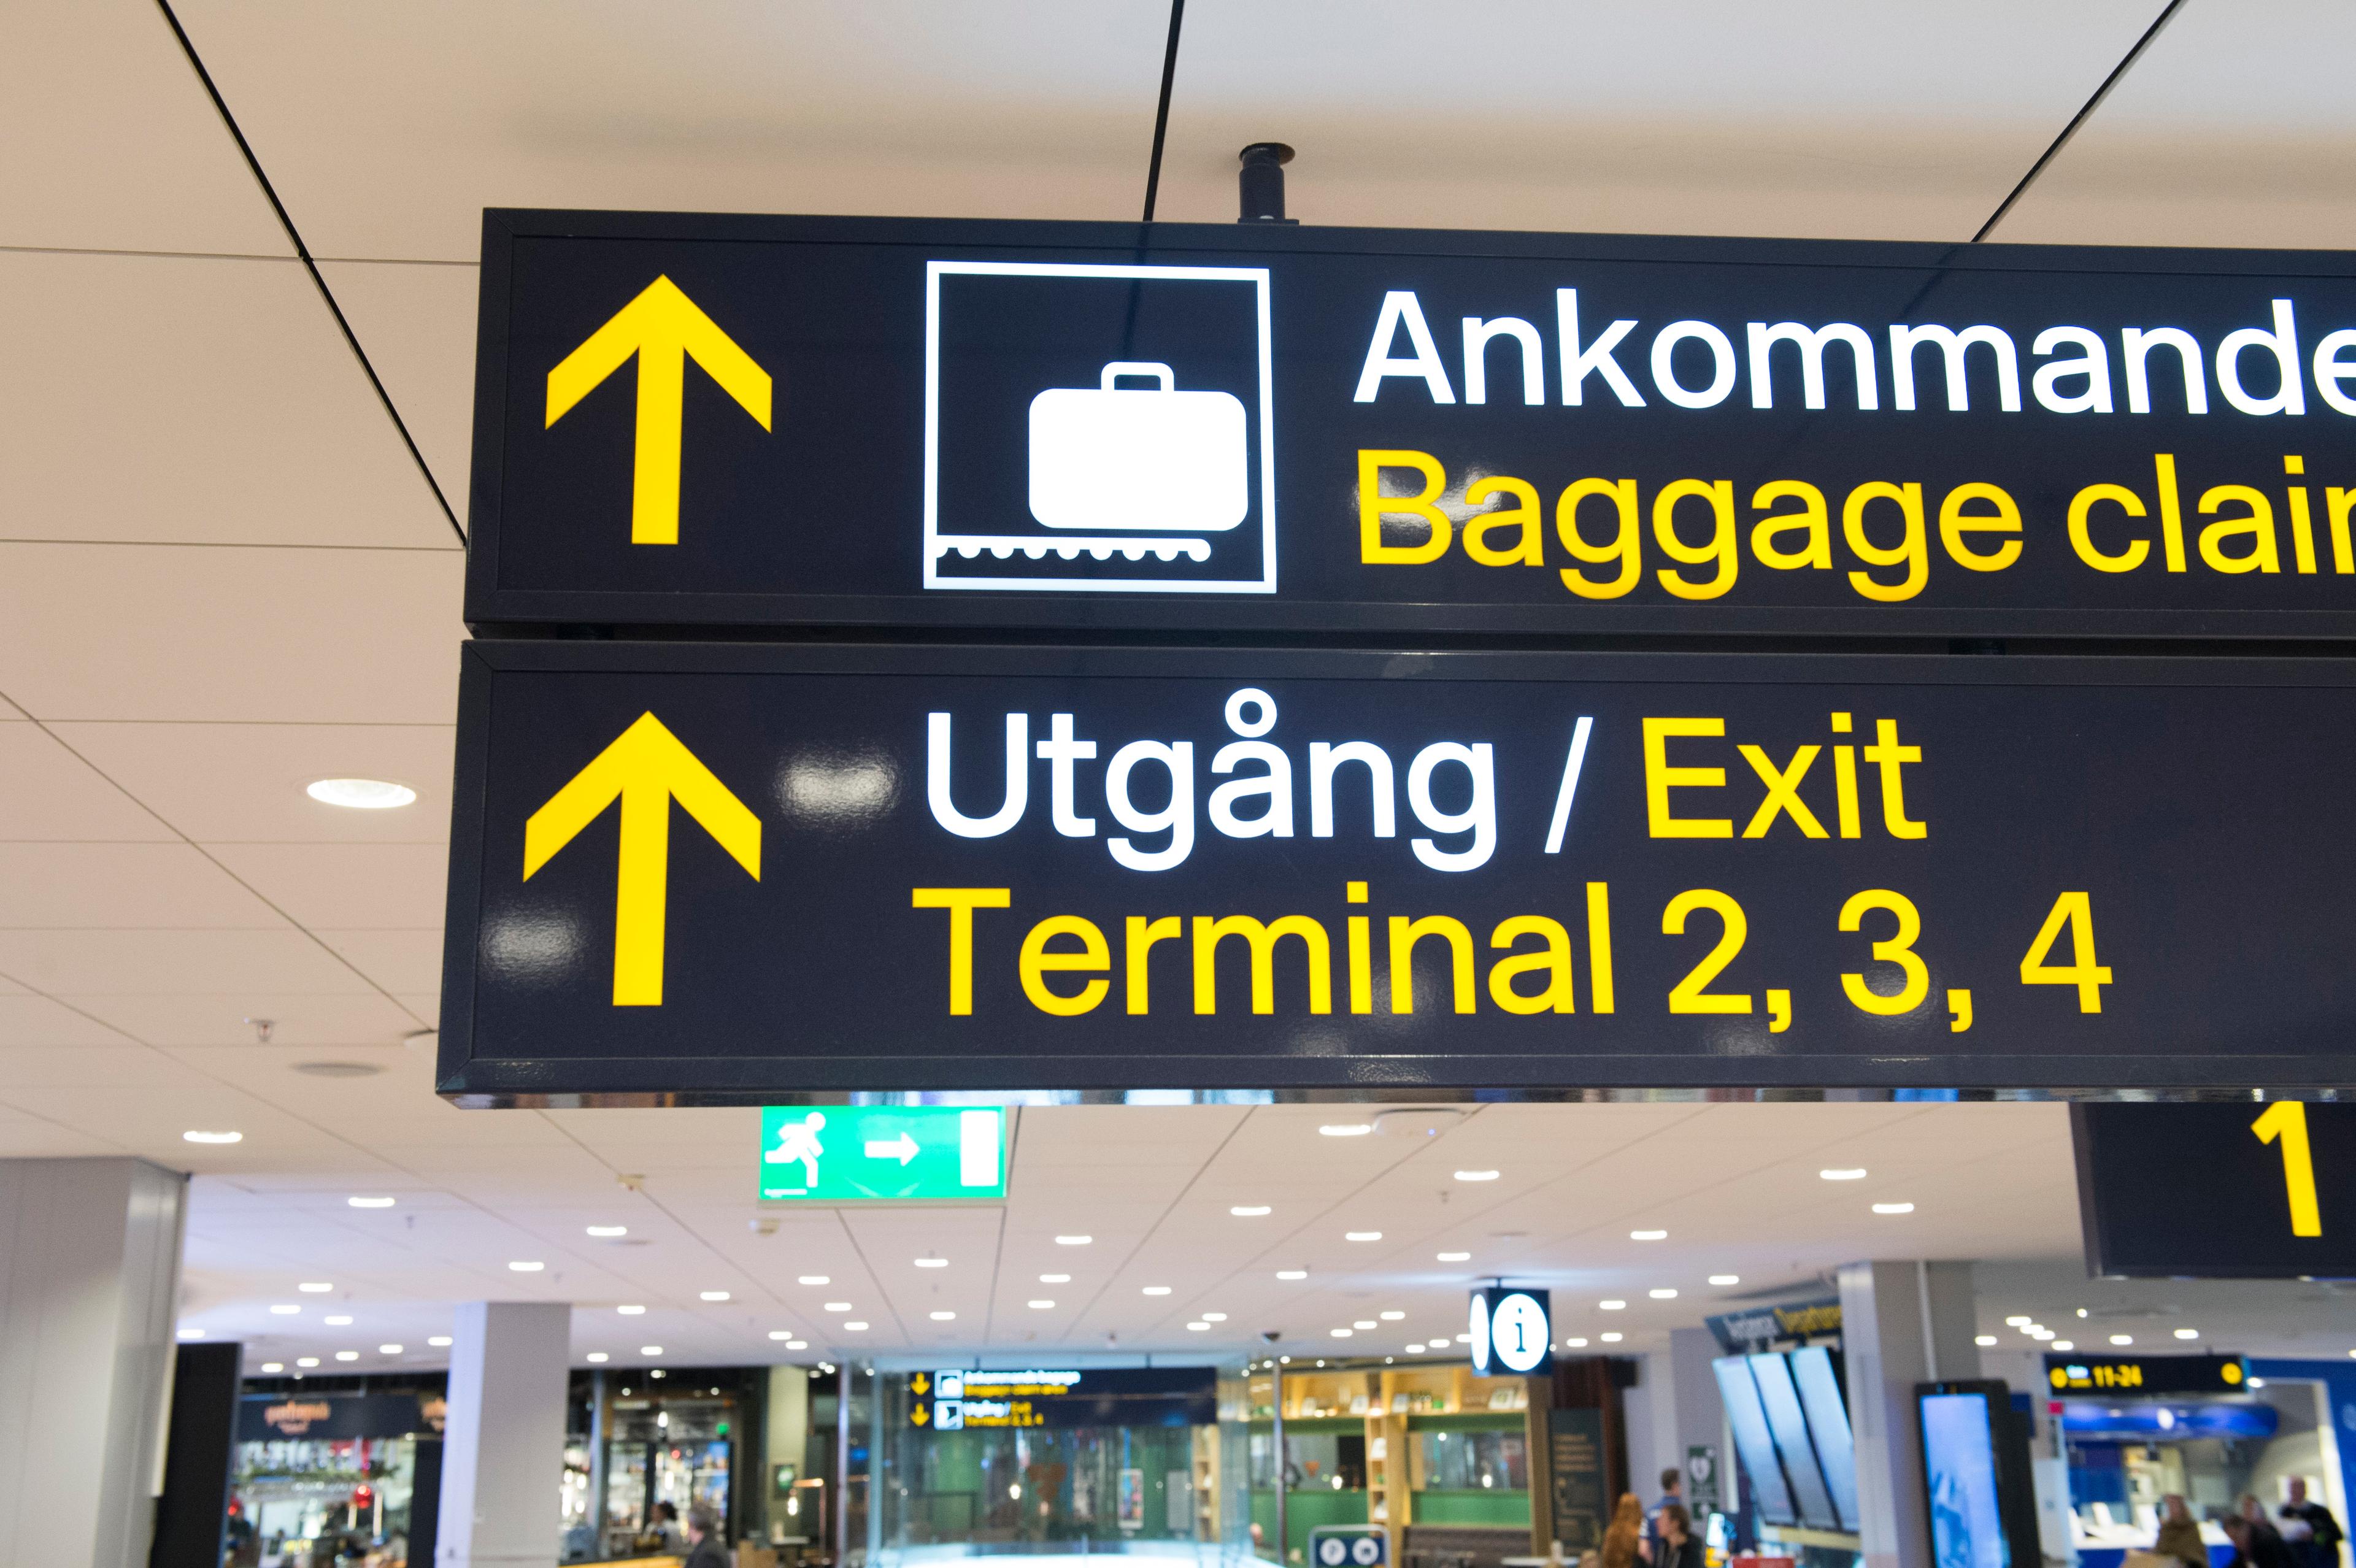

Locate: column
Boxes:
[1838,1261,1981,1568]
[0,1157,188,1568]
[436,1301,571,1568]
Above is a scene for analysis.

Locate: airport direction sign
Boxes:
[2072,1101,2355,1278]
[756,1104,1005,1202]
[466,209,2356,640]
[435,640,2356,1100]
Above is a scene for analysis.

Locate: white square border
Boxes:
[923,260,1278,594]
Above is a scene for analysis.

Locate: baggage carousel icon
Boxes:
[924,260,1275,594]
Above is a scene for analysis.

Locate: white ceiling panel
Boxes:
[0,928,367,996]
[48,722,454,844]
[316,261,482,507]
[205,842,448,930]
[0,1116,121,1159]
[0,250,455,548]
[0,994,137,1047]
[88,992,421,1048]
[0,544,464,723]
[313,931,445,997]
[0,0,287,255]
[174,0,1175,263]
[1155,0,2160,242]
[0,842,282,928]
[0,724,174,841]
[0,1042,166,1086]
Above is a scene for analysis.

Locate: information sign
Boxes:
[756,1104,1004,1201]
[468,210,2356,640]
[2072,1101,2354,1278]
[899,1366,1214,1430]
[436,642,2356,1099]
[1469,1285,1553,1376]
[2043,1353,2249,1394]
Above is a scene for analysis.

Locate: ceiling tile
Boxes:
[0,928,367,996]
[0,724,174,841]
[316,261,480,507]
[0,842,282,927]
[0,544,464,723]
[48,721,453,844]
[0,996,140,1048]
[0,0,288,255]
[206,842,448,929]
[315,930,445,996]
[80,992,422,1048]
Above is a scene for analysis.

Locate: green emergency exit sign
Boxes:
[757,1105,1006,1202]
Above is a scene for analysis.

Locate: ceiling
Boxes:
[4,0,2354,1378]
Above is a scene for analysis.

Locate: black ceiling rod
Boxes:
[1140,0,1187,222]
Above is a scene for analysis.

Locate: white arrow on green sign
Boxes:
[758,1105,1006,1202]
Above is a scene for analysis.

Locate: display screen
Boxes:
[1789,1347,1861,1531]
[1920,1391,2009,1568]
[1712,1356,1798,1528]
[1749,1353,1840,1531]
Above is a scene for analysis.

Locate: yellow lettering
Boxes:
[1642,718,1731,838]
[912,887,1011,1016]
[1358,450,1452,564]
[1018,915,1110,1016]
[2067,483,2150,573]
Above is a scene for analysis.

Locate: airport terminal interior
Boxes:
[4,4,2356,1568]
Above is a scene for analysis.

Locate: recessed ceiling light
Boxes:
[587,1351,610,1363]
[1454,1170,1500,1182]
[1820,1168,1867,1180]
[1353,1320,1377,1329]
[347,1196,395,1209]
[2005,1315,2031,1326]
[2077,1307,2089,1318]
[2031,1329,2055,1340]
[1276,1270,1308,1280]
[1600,1299,1626,1311]
[269,1304,300,1315]
[379,1344,404,1355]
[1871,1203,1915,1215]
[1319,1123,1374,1137]
[1565,1337,1590,1348]
[641,1346,664,1356]
[1330,1328,1353,1338]
[1203,1312,1228,1322]
[1649,1289,1678,1300]
[1600,1332,1623,1343]
[915,1257,948,1269]
[617,1305,645,1316]
[1142,1285,1171,1296]
[307,777,417,810]
[1631,1229,1667,1241]
[844,1321,869,1331]
[1040,1274,1071,1284]
[2052,1340,2075,1351]
[509,1261,545,1272]
[798,1275,831,1285]
[587,1226,628,1238]
[1406,1343,1425,1353]
[1437,1251,1470,1262]
[1230,1205,1272,1217]
[1345,1231,1382,1242]
[1029,1299,1056,1310]
[427,1335,452,1348]
[177,1328,206,1340]
[1188,1321,1211,1331]
[182,1130,242,1145]
[787,1339,807,1350]
[298,1282,333,1294]
[768,1331,795,1340]
[296,1357,320,1369]
[1453,1334,1471,1344]
[823,1302,851,1312]
[2175,1328,2200,1339]
[335,1351,360,1362]
[261,1362,284,1373]
[1380,1310,1405,1321]
[699,1291,731,1302]
[2110,1334,2133,1346]
[325,1315,353,1326]
[1708,1275,1739,1286]
[930,1311,956,1321]
[1055,1235,1092,1246]
[1976,1334,1998,1346]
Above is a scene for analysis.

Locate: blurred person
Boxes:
[682,1506,730,1568]
[2225,1515,2297,1568]
[650,1501,685,1555]
[1644,1468,1686,1564]
[2155,1494,2207,1568]
[1653,1504,1704,1568]
[2278,1479,2343,1568]
[1603,1494,1646,1568]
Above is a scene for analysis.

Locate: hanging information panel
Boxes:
[466,209,2356,639]
[2073,1101,2356,1278]
[437,642,2356,1099]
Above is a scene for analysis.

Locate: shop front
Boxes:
[229,1387,445,1567]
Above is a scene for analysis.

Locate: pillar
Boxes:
[764,1364,810,1543]
[0,1158,187,1568]
[436,1301,571,1568]
[1838,1261,1981,1568]
[152,1340,243,1568]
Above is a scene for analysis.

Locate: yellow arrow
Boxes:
[545,275,773,545]
[523,712,761,1006]
[911,1403,930,1427]
[912,1373,931,1396]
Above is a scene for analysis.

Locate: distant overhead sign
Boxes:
[756,1105,1004,1202]
[1470,1285,1553,1376]
[468,209,2356,639]
[437,642,2356,1099]
[2073,1102,2354,1278]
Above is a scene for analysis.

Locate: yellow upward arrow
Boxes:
[545,275,773,545]
[523,712,761,1006]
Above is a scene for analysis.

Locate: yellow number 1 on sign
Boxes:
[2252,1101,2324,1238]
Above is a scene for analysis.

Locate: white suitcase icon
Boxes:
[1028,361,1249,532]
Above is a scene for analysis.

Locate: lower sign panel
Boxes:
[2073,1102,2355,1278]
[439,643,2356,1097]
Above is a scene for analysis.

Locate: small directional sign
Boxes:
[756,1104,1006,1202]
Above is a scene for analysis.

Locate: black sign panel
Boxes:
[2073,1101,2356,1278]
[1548,1408,1608,1552]
[437,643,2356,1099]
[2041,1352,2252,1394]
[912,1366,1216,1431]
[467,210,2356,639]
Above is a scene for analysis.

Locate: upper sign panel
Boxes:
[468,211,2356,639]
